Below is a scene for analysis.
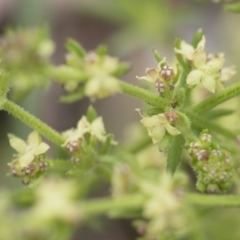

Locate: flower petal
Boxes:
[136,76,150,81]
[9,136,27,154]
[220,66,236,82]
[204,57,224,74]
[193,51,206,69]
[149,126,166,144]
[202,75,216,93]
[165,123,181,136]
[90,117,106,142]
[19,152,35,168]
[140,115,160,128]
[34,142,50,155]
[147,68,158,78]
[196,35,206,50]
[186,70,203,86]
[28,131,41,145]
[77,116,90,134]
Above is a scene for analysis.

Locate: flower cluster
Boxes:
[56,42,129,101]
[175,35,236,93]
[8,131,49,185]
[136,109,181,144]
[62,114,117,163]
[187,130,235,192]
[0,27,54,99]
[135,172,188,239]
[137,58,176,95]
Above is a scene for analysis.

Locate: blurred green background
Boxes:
[1,0,240,239]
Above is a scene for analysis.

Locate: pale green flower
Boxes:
[216,65,236,91]
[84,74,120,100]
[62,116,91,147]
[83,53,121,100]
[174,35,206,61]
[136,59,166,83]
[31,178,82,223]
[136,109,180,144]
[140,172,188,234]
[62,115,117,148]
[8,131,49,168]
[186,51,225,93]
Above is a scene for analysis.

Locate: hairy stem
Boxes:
[119,81,169,110]
[191,81,240,113]
[3,100,64,146]
[186,110,236,140]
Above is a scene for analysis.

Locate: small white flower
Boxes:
[84,74,120,100]
[62,116,91,147]
[136,59,166,83]
[62,115,117,148]
[186,51,225,93]
[136,109,180,144]
[8,131,49,168]
[174,35,206,61]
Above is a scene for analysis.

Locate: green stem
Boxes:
[192,81,240,114]
[80,194,145,216]
[186,110,236,140]
[187,193,240,207]
[79,193,240,217]
[119,81,169,110]
[3,99,64,146]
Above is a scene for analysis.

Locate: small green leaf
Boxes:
[87,105,98,123]
[100,134,113,155]
[159,134,172,152]
[153,48,164,63]
[59,88,85,103]
[166,135,185,175]
[145,107,162,116]
[203,109,235,120]
[191,29,204,48]
[66,39,86,58]
[96,45,108,56]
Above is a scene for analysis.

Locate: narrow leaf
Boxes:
[66,39,86,58]
[153,48,164,63]
[59,88,85,103]
[87,105,98,123]
[203,109,235,120]
[100,135,113,155]
[166,135,185,175]
[191,28,204,48]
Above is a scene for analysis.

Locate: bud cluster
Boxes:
[187,130,234,192]
[8,156,48,185]
[136,59,176,96]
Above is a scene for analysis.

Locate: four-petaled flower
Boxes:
[84,53,121,100]
[174,35,206,61]
[136,59,166,83]
[62,116,91,147]
[8,131,49,168]
[186,50,225,93]
[136,109,180,144]
[62,115,117,148]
